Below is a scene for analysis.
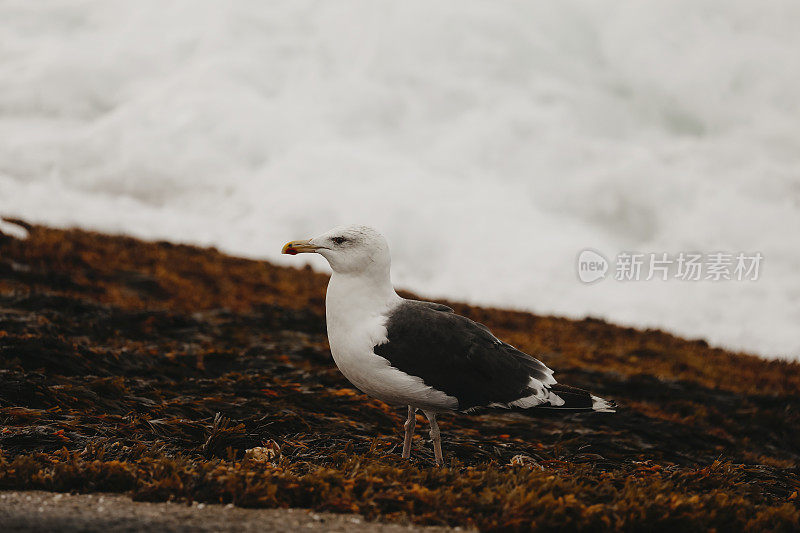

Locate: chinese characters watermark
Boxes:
[577,250,762,283]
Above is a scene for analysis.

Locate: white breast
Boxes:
[325,273,458,412]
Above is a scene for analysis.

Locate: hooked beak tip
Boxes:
[282,239,315,255]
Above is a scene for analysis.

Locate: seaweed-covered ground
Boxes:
[0,220,798,531]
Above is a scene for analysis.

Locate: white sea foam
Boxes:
[1,1,798,359]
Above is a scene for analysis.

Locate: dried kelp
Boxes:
[0,223,798,531]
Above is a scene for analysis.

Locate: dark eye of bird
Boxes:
[331,236,347,245]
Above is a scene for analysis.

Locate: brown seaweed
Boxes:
[0,222,798,531]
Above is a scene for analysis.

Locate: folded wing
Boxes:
[374,300,557,411]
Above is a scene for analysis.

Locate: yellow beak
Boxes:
[282,239,317,255]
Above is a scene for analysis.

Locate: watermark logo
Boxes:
[577,251,762,283]
[577,249,609,283]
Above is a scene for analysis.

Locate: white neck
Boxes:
[325,269,401,331]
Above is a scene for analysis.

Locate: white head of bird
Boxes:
[282,225,391,277]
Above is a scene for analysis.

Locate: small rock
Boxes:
[0,219,29,240]
[244,440,281,463]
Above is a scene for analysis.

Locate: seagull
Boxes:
[282,225,615,466]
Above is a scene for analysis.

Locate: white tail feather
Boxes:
[591,395,616,413]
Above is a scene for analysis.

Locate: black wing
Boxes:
[373,300,555,411]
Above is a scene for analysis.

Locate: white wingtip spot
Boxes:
[541,365,557,386]
[548,393,565,407]
[591,395,616,413]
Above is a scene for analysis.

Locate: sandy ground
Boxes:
[0,491,466,532]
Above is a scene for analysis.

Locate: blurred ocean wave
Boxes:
[1,0,798,358]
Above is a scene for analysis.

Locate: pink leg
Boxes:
[402,406,416,459]
[423,410,443,466]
